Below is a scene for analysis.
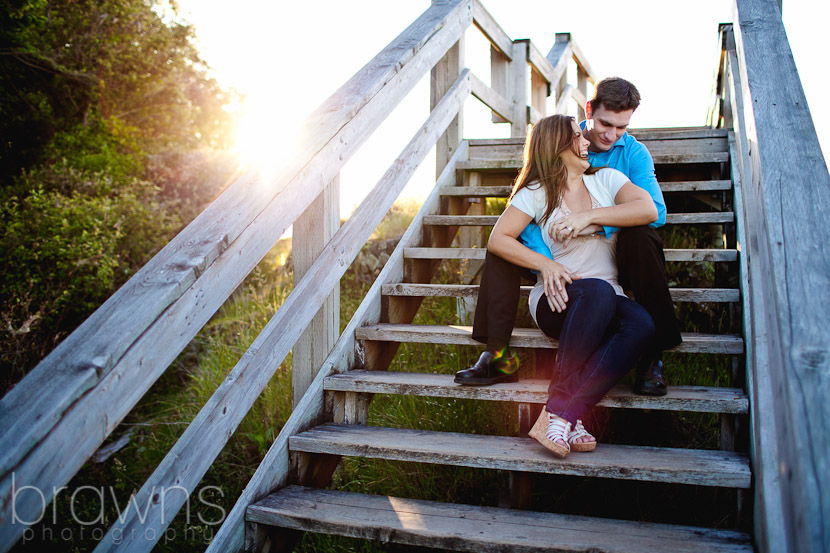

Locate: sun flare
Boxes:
[232,97,304,176]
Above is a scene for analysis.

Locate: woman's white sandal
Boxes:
[528,409,571,458]
[568,419,597,452]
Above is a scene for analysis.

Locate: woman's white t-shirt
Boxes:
[508,168,629,323]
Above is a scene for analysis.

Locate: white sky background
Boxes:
[176,0,828,215]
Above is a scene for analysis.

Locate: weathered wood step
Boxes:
[355,325,744,354]
[660,180,732,192]
[404,247,738,262]
[290,424,751,488]
[465,135,729,167]
[468,128,730,144]
[457,154,729,170]
[248,486,752,553]
[382,283,740,303]
[439,180,732,197]
[324,371,749,414]
[423,213,734,226]
[629,127,730,140]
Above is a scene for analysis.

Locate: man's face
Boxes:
[585,104,634,152]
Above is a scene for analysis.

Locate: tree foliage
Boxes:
[0,0,237,389]
[1,0,232,178]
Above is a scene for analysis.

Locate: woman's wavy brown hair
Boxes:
[509,114,600,225]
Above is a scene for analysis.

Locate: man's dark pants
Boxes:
[471,226,682,358]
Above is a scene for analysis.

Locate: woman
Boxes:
[488,114,656,458]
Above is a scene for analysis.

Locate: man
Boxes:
[454,77,682,396]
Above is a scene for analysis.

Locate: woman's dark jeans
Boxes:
[535,278,654,424]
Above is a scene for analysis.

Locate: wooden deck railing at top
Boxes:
[711,1,830,552]
[0,0,597,551]
[472,0,595,135]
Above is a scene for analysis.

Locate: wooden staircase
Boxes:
[2,2,824,550]
[245,127,755,552]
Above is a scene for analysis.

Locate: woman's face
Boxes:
[561,119,591,172]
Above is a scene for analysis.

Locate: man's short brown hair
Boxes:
[589,77,641,113]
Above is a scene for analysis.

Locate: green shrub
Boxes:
[0,164,180,389]
[40,120,146,185]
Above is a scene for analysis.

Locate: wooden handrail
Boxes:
[470,71,513,122]
[554,84,575,114]
[0,1,473,550]
[713,1,830,551]
[471,0,512,58]
[558,32,596,84]
[525,40,556,88]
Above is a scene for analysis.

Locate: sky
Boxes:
[174,0,828,215]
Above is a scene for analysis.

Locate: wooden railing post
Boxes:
[432,15,475,322]
[292,176,340,407]
[432,19,464,175]
[490,44,511,124]
[553,34,570,114]
[530,65,548,119]
[508,40,529,137]
[576,66,588,121]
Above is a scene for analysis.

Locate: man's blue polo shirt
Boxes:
[517,121,665,260]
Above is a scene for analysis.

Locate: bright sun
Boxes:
[231,97,304,175]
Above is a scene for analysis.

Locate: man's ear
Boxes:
[585,101,592,119]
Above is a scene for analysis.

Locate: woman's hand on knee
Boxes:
[540,259,579,313]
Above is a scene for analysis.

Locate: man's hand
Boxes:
[579,224,604,236]
[539,258,580,313]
